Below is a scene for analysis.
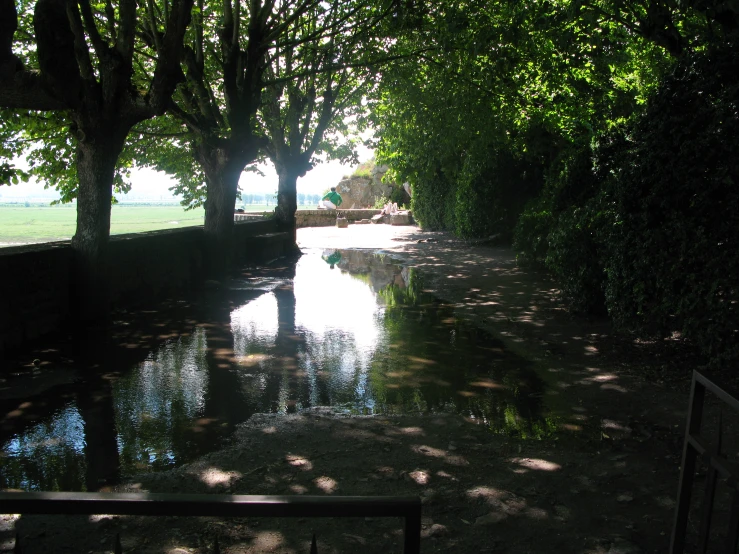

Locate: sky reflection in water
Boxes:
[0,249,553,491]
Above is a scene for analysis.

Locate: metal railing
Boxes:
[0,491,422,553]
[671,370,739,553]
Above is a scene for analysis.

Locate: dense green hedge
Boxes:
[514,46,739,365]
[412,146,545,241]
[604,46,739,363]
[409,171,458,231]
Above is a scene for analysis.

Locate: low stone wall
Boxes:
[0,220,290,358]
[0,242,73,353]
[296,209,381,228]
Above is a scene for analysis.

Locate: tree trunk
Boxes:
[201,148,243,278]
[77,378,121,491]
[275,166,299,248]
[70,131,126,329]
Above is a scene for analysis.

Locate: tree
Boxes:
[140,0,365,274]
[369,0,674,237]
[261,1,391,244]
[0,0,193,324]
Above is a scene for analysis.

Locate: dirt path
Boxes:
[2,225,708,553]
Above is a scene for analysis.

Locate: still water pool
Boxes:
[0,250,555,491]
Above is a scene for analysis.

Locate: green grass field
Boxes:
[0,204,279,246]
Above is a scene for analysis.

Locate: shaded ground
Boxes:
[0,224,727,553]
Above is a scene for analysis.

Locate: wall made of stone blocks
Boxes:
[0,242,73,356]
[0,219,288,360]
[296,209,381,228]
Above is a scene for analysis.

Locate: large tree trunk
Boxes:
[77,377,120,491]
[275,165,300,249]
[70,130,126,329]
[201,149,242,278]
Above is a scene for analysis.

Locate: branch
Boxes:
[138,130,189,137]
[306,83,334,156]
[147,0,164,55]
[419,54,508,99]
[117,0,138,67]
[265,0,320,42]
[104,0,117,43]
[0,72,67,109]
[262,47,437,86]
[78,0,111,63]
[167,98,203,135]
[146,0,194,115]
[580,2,641,35]
[195,0,204,70]
[182,45,223,127]
[66,0,98,80]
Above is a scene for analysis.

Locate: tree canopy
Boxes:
[1,0,738,365]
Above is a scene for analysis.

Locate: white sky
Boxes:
[0,144,374,201]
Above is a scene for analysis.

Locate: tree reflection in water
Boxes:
[229,250,556,439]
[0,404,87,491]
[1,250,556,491]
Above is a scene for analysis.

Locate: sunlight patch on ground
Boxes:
[199,467,241,488]
[286,454,313,471]
[88,514,119,523]
[406,356,437,365]
[593,374,617,382]
[409,470,430,485]
[469,378,505,389]
[601,383,629,392]
[314,476,338,493]
[412,444,470,466]
[525,507,550,520]
[412,444,446,458]
[466,486,504,502]
[252,531,288,552]
[601,419,630,432]
[558,423,583,432]
[398,426,425,435]
[508,457,562,472]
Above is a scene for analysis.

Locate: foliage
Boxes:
[513,43,739,365]
[602,46,739,363]
[373,184,409,210]
[372,195,388,209]
[409,172,457,231]
[0,0,194,202]
[370,0,672,240]
[514,136,618,313]
[352,158,375,178]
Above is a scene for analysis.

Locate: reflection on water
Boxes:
[0,249,555,491]
[0,405,86,491]
[114,330,209,474]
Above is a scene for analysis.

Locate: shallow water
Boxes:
[0,249,555,491]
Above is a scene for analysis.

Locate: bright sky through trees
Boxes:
[1,143,373,201]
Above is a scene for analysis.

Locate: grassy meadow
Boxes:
[0,203,275,246]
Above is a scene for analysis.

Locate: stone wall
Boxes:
[334,164,411,209]
[295,209,381,227]
[0,219,290,358]
[0,242,73,353]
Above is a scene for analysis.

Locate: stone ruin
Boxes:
[334,164,411,209]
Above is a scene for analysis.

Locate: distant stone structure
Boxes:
[334,164,411,209]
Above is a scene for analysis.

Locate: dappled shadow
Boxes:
[0,229,698,551]
[2,407,682,552]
